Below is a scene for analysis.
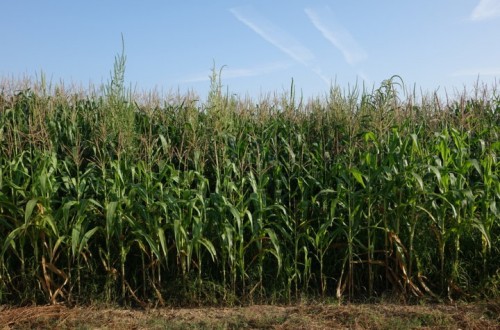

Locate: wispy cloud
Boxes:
[181,61,293,83]
[452,67,500,77]
[310,65,331,85]
[230,6,315,66]
[305,7,367,65]
[470,0,500,21]
[356,70,371,85]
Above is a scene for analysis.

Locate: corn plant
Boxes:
[0,66,499,305]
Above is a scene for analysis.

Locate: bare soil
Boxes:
[1,302,499,329]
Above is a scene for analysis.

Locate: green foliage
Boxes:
[0,68,499,306]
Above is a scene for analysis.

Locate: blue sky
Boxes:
[1,1,500,100]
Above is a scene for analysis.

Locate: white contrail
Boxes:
[305,6,367,65]
[230,6,315,65]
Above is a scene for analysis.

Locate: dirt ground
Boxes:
[1,302,499,329]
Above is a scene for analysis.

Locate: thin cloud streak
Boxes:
[310,65,331,85]
[305,7,367,65]
[230,6,315,65]
[181,61,294,83]
[470,0,500,21]
[356,70,372,86]
[230,5,330,86]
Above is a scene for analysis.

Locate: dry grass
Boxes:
[1,302,498,329]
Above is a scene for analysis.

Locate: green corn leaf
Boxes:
[24,198,38,224]
[158,227,168,260]
[106,201,118,237]
[350,168,366,188]
[198,237,217,262]
[411,172,424,190]
[71,221,83,257]
[264,228,282,272]
[78,227,99,255]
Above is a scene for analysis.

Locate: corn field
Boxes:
[0,65,499,305]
